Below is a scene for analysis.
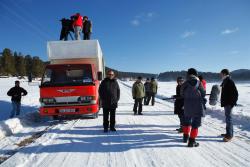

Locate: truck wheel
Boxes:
[93,112,99,119]
[52,115,59,120]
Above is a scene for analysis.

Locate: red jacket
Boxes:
[201,79,207,91]
[71,14,83,27]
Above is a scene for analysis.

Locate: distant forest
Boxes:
[157,69,250,81]
[105,67,157,80]
[1,48,249,81]
[0,48,46,77]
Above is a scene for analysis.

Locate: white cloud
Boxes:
[229,50,240,55]
[130,12,156,26]
[131,19,140,26]
[181,31,196,39]
[221,28,239,35]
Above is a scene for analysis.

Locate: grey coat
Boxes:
[180,75,206,117]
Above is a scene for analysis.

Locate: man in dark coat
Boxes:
[82,16,92,40]
[59,18,74,41]
[99,70,120,132]
[181,68,205,147]
[7,81,28,118]
[220,69,238,142]
[173,76,185,133]
[144,78,151,105]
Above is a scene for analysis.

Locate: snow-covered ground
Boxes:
[0,78,250,167]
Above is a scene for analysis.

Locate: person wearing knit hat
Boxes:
[181,68,206,147]
[132,76,145,115]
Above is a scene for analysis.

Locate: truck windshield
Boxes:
[41,64,93,86]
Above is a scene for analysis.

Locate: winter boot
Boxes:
[178,127,183,133]
[182,126,191,143]
[110,127,116,132]
[183,134,189,143]
[188,138,199,147]
[223,136,233,142]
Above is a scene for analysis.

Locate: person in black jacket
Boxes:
[82,16,92,40]
[59,18,74,41]
[99,70,120,132]
[173,76,184,133]
[7,81,28,118]
[144,78,151,105]
[220,69,238,142]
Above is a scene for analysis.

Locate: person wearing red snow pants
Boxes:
[181,68,206,147]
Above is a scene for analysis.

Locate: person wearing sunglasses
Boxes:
[99,70,120,132]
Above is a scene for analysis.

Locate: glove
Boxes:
[133,97,135,99]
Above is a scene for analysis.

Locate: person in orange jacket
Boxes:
[70,13,83,40]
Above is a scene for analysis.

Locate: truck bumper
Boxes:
[39,105,99,116]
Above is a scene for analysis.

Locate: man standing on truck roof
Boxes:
[70,13,83,40]
[99,70,120,133]
[7,81,27,118]
[82,16,92,40]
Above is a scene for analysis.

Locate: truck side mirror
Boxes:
[97,72,103,81]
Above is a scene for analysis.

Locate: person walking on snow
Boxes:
[71,13,83,40]
[173,77,185,133]
[132,76,145,115]
[99,70,120,133]
[181,68,206,147]
[82,16,92,40]
[220,69,238,142]
[144,78,151,105]
[7,81,27,118]
[149,77,158,106]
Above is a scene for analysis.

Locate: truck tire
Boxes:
[52,115,59,120]
[93,111,99,119]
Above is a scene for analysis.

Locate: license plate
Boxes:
[59,109,76,113]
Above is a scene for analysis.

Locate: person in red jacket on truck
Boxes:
[71,13,83,40]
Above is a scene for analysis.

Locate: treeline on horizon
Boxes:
[105,67,157,80]
[0,48,46,77]
[158,70,250,81]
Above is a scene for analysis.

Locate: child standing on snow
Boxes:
[173,77,185,133]
[181,68,206,147]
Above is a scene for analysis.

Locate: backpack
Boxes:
[184,80,202,100]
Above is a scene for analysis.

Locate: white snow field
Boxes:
[0,78,250,167]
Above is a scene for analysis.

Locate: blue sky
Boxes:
[0,0,249,73]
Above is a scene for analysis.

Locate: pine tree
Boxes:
[1,48,15,75]
[15,52,26,77]
[32,56,44,77]
[25,55,33,76]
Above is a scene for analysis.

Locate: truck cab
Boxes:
[39,40,105,118]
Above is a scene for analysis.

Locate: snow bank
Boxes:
[0,112,43,140]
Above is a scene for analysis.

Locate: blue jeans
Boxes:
[10,101,21,118]
[225,105,233,137]
[74,26,82,40]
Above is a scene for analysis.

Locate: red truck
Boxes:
[39,40,105,119]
